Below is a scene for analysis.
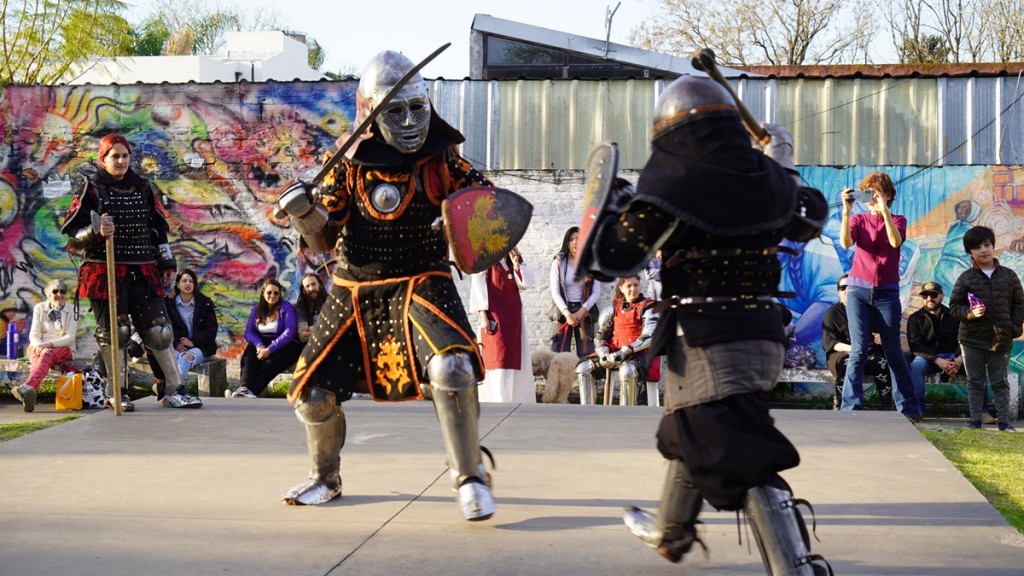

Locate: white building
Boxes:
[64,31,327,85]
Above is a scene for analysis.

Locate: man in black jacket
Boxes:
[907,281,963,414]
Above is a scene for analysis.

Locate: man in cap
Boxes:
[275,50,496,521]
[907,280,994,422]
[575,74,830,573]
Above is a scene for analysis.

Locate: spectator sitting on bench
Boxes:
[149,268,219,386]
[12,279,78,412]
[907,280,994,423]
[233,278,302,398]
[822,274,894,410]
[293,272,325,344]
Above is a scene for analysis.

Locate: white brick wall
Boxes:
[452,169,644,352]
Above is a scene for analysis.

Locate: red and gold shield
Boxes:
[442,186,533,274]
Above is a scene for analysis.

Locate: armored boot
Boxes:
[575,359,598,405]
[744,476,832,575]
[283,387,346,505]
[149,347,202,409]
[11,384,37,413]
[428,352,495,521]
[97,341,133,412]
[624,459,704,563]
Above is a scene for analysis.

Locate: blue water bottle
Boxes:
[6,322,18,359]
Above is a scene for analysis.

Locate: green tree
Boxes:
[132,14,171,56]
[307,37,325,70]
[0,0,135,84]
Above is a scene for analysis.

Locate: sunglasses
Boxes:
[51,288,67,295]
[838,285,848,291]
[265,290,280,296]
[922,293,941,299]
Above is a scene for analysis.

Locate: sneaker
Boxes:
[966,420,982,429]
[981,413,998,425]
[231,386,257,399]
[11,384,36,413]
[162,385,203,408]
[104,395,135,413]
[998,422,1016,432]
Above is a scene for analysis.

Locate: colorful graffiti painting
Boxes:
[0,82,356,359]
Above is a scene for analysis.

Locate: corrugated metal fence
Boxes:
[429,75,1024,170]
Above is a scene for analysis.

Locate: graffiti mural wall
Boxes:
[0,81,1022,366]
[0,82,356,359]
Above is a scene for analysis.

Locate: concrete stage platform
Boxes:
[1,399,1022,576]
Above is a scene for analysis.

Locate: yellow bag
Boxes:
[55,371,82,411]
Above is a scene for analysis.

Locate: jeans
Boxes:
[175,347,206,379]
[908,353,991,415]
[960,344,1012,423]
[841,286,921,417]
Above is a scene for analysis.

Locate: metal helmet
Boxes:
[652,75,739,140]
[357,50,431,154]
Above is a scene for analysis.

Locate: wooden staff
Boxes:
[604,366,612,406]
[103,214,122,416]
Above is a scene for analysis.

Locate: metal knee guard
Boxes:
[744,477,832,575]
[427,351,495,521]
[618,362,640,406]
[282,387,346,506]
[576,359,597,405]
[624,459,704,563]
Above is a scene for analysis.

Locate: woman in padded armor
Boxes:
[61,133,203,411]
[573,275,658,405]
[275,51,497,521]
[576,76,831,574]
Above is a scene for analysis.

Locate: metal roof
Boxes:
[470,14,753,79]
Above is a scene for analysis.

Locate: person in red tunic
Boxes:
[574,275,658,405]
[469,247,536,403]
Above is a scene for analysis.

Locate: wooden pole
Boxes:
[104,218,121,416]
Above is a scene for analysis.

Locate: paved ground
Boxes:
[1,397,1022,576]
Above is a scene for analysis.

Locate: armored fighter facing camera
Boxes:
[276,50,505,521]
[575,73,832,574]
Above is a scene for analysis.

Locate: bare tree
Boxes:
[0,0,135,84]
[629,0,874,66]
[977,0,1024,62]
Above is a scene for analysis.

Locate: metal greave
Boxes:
[654,459,704,551]
[431,382,488,489]
[743,478,823,576]
[303,405,346,490]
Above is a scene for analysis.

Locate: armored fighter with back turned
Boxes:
[575,72,832,574]
[275,50,505,521]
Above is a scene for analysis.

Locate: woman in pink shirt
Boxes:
[838,171,922,419]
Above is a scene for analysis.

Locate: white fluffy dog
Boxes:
[531,349,579,403]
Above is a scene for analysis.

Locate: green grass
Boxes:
[920,425,1024,533]
[0,415,81,442]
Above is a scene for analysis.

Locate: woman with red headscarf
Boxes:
[61,133,203,410]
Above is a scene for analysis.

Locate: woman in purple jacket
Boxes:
[233,279,303,398]
[838,171,922,419]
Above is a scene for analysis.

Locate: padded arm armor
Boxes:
[66,211,102,251]
[592,305,615,355]
[276,181,338,253]
[625,305,658,355]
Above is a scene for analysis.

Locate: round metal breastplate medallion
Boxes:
[370,183,402,213]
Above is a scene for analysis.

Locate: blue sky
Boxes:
[133,0,657,78]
